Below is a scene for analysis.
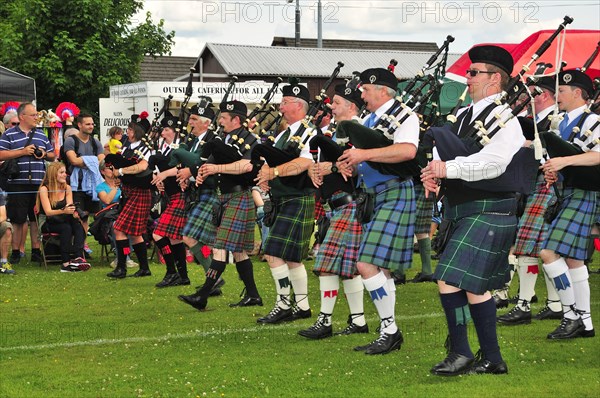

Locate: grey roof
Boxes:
[271,36,439,52]
[197,43,462,80]
[140,55,197,81]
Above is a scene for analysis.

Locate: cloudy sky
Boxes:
[138,0,599,56]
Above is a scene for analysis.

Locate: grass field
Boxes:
[1,240,599,398]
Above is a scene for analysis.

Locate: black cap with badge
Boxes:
[468,45,514,75]
[333,83,365,108]
[359,68,398,90]
[281,84,311,103]
[558,69,594,96]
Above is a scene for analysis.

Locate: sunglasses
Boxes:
[10,122,18,126]
[466,69,496,77]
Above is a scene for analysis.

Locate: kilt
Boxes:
[542,187,597,260]
[154,192,187,240]
[182,190,217,246]
[214,190,255,253]
[434,197,518,294]
[414,183,436,235]
[513,181,552,257]
[359,178,416,272]
[314,196,325,220]
[264,195,315,262]
[313,193,362,278]
[113,185,152,236]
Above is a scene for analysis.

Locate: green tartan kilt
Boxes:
[434,197,518,295]
[214,190,255,253]
[414,183,436,235]
[182,191,217,246]
[359,179,416,272]
[264,195,315,263]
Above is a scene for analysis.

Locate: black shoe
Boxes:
[257,306,293,324]
[155,273,181,288]
[393,274,406,285]
[30,252,43,263]
[497,307,532,325]
[494,296,509,309]
[431,352,475,376]
[209,287,222,297]
[298,317,333,340]
[547,317,585,340]
[107,268,127,279]
[178,277,191,286]
[132,269,152,277]
[411,272,433,283]
[9,252,21,264]
[229,296,263,307]
[469,359,508,375]
[290,307,312,321]
[197,278,225,295]
[364,330,403,355]
[534,305,563,320]
[336,322,369,335]
[177,293,207,311]
[580,328,595,338]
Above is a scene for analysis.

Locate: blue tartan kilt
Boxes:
[542,187,597,260]
[313,195,362,278]
[214,190,255,253]
[182,191,217,246]
[434,197,518,295]
[359,178,416,272]
[264,195,315,263]
[414,183,436,235]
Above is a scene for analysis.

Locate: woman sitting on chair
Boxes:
[37,162,89,272]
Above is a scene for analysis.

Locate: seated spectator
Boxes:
[37,162,89,272]
[0,188,14,274]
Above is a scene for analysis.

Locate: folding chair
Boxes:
[35,212,63,270]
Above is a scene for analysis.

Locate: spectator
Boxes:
[36,162,89,272]
[0,188,14,274]
[3,111,19,130]
[0,102,55,265]
[107,126,124,155]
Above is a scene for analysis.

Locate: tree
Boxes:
[0,0,174,115]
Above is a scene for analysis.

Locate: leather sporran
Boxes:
[315,215,330,244]
[262,201,276,228]
[515,192,528,219]
[544,195,563,224]
[355,192,374,224]
[431,219,455,255]
[211,202,225,227]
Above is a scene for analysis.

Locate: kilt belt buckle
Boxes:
[327,194,354,211]
[216,186,222,196]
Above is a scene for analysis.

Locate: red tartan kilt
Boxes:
[154,192,187,240]
[314,198,325,220]
[113,186,152,236]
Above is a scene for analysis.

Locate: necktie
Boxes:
[275,128,291,149]
[559,114,570,140]
[457,106,474,137]
[365,113,378,128]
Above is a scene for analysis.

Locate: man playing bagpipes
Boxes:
[539,69,599,339]
[497,76,563,325]
[106,113,154,279]
[298,84,368,340]
[179,100,262,311]
[254,83,316,324]
[421,45,525,375]
[337,68,419,355]
[147,114,192,288]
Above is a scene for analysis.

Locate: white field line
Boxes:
[0,312,443,352]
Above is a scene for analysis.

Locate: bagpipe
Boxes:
[105,148,153,189]
[175,67,196,145]
[420,17,576,195]
[250,62,344,189]
[334,35,455,179]
[208,76,238,137]
[309,133,354,199]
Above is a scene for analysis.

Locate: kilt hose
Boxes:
[154,192,187,240]
[359,178,416,272]
[264,195,315,263]
[113,185,152,236]
[182,190,217,246]
[313,193,362,279]
[513,181,552,257]
[434,197,518,295]
[414,182,436,235]
[542,187,597,261]
[214,190,255,253]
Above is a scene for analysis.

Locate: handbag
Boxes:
[355,191,374,224]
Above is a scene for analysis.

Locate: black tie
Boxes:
[457,106,474,138]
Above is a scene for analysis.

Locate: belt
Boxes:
[217,185,245,195]
[369,177,407,194]
[327,194,353,210]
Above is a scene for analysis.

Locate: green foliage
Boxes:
[0,240,599,397]
[0,0,174,115]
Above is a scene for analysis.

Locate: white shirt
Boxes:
[129,141,153,162]
[444,93,525,182]
[273,120,312,160]
[361,98,420,148]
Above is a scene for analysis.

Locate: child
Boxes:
[107,126,124,154]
